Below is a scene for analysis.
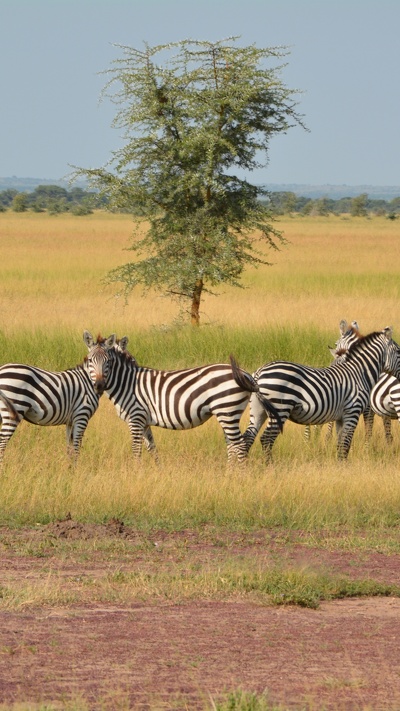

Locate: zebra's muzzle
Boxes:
[94,378,106,395]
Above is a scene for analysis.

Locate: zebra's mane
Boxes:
[115,346,138,367]
[344,330,382,360]
[348,324,362,339]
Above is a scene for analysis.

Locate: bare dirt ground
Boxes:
[1,519,400,710]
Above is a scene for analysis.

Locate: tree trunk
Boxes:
[190,278,203,326]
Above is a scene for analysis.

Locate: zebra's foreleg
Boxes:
[142,426,159,464]
[0,394,22,466]
[363,406,375,441]
[127,419,147,460]
[65,423,75,459]
[325,421,334,442]
[68,417,90,460]
[336,419,358,460]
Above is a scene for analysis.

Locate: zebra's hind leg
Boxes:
[382,416,393,444]
[259,421,281,463]
[303,424,325,443]
[226,437,249,467]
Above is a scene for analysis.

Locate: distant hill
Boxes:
[1,177,400,201]
[263,184,400,200]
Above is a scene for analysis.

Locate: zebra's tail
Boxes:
[0,390,21,422]
[230,355,283,433]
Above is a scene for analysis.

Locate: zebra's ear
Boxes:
[118,336,129,351]
[383,326,393,341]
[104,334,117,349]
[83,330,94,348]
[339,320,348,335]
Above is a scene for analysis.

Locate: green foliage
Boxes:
[0,184,98,214]
[350,192,368,217]
[212,691,283,711]
[11,192,28,212]
[74,38,304,323]
[0,188,18,208]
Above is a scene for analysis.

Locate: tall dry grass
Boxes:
[1,211,400,528]
[1,211,399,335]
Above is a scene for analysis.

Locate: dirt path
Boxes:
[1,522,400,710]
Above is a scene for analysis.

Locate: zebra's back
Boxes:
[112,363,249,430]
[254,360,359,425]
[0,363,98,426]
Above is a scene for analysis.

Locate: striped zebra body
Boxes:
[370,373,400,443]
[104,344,281,463]
[0,331,116,463]
[240,329,400,461]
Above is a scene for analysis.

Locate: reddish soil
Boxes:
[1,520,400,710]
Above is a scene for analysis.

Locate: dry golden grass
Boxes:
[1,211,399,335]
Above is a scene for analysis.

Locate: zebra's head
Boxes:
[113,335,138,366]
[328,320,361,358]
[83,330,117,395]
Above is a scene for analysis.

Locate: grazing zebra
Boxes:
[233,328,400,461]
[0,331,116,464]
[102,339,282,463]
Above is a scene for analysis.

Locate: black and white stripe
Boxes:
[234,328,400,461]
[369,373,399,443]
[0,331,116,463]
[103,339,282,463]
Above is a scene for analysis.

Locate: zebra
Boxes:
[100,338,282,463]
[232,328,400,461]
[303,320,362,443]
[329,321,397,443]
[0,330,116,464]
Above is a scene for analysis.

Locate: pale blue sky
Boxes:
[2,0,399,186]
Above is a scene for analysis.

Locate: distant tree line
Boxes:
[0,184,106,215]
[1,185,399,219]
[264,191,400,218]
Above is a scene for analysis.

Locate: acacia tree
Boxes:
[75,38,304,325]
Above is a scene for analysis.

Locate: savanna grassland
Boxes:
[1,211,400,711]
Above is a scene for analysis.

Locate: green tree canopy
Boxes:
[74,38,305,325]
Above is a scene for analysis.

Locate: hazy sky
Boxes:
[2,0,399,185]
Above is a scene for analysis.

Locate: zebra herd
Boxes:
[0,322,400,466]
